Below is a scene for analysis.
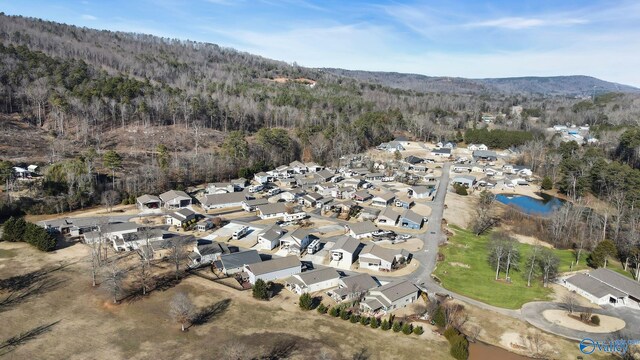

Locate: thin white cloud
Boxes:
[81,14,97,21]
[466,17,587,30]
[205,0,242,5]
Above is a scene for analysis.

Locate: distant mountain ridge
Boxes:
[321,69,640,96]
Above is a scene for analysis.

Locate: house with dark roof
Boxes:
[165,208,197,227]
[564,269,640,308]
[242,198,269,212]
[360,280,420,314]
[431,148,451,157]
[472,150,498,162]
[188,241,230,268]
[215,250,262,275]
[404,155,424,165]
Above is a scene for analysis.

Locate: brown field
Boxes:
[0,241,450,360]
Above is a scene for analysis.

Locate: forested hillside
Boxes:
[2,13,640,219]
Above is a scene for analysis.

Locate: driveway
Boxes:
[522,302,640,340]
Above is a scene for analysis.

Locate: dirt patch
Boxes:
[444,192,475,228]
[449,262,470,269]
[542,309,625,333]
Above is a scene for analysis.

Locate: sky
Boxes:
[2,0,640,87]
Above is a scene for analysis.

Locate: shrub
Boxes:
[392,321,402,332]
[360,316,369,326]
[329,307,339,317]
[402,323,413,335]
[449,334,469,360]
[380,319,391,331]
[413,326,424,335]
[453,184,468,196]
[252,279,270,300]
[349,314,359,323]
[341,309,351,320]
[299,293,313,310]
[433,305,446,328]
[591,315,600,326]
[444,326,460,341]
[370,317,379,329]
[317,303,327,314]
[541,176,553,190]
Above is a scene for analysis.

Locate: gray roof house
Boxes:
[360,280,420,314]
[347,221,379,239]
[244,255,302,284]
[328,273,380,302]
[452,175,476,188]
[215,250,262,275]
[165,208,197,227]
[257,203,288,220]
[202,192,247,210]
[257,225,287,250]
[136,194,161,210]
[359,243,410,271]
[285,267,341,294]
[159,190,192,209]
[376,207,401,226]
[399,209,424,230]
[472,150,498,162]
[564,269,640,308]
[371,192,396,207]
[329,235,362,269]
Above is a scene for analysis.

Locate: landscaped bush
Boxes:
[380,319,391,331]
[360,316,370,326]
[591,315,600,325]
[413,326,424,335]
[402,323,413,335]
[349,314,359,323]
[392,321,402,332]
[370,317,379,329]
[299,293,313,310]
[252,279,270,300]
[329,307,339,317]
[317,303,327,314]
[340,309,351,320]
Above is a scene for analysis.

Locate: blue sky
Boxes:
[2,0,640,86]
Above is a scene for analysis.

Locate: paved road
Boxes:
[522,302,640,340]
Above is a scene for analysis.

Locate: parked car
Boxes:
[373,230,395,237]
[396,234,411,240]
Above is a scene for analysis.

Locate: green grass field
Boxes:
[433,227,605,309]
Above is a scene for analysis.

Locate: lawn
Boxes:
[434,226,596,309]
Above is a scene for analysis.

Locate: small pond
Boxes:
[495,192,564,216]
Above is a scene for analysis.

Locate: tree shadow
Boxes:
[0,320,60,355]
[268,283,284,298]
[256,339,298,360]
[351,348,370,360]
[190,298,232,327]
[0,267,67,312]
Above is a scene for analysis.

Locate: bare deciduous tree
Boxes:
[101,190,120,213]
[102,260,125,304]
[169,291,195,332]
[562,292,579,314]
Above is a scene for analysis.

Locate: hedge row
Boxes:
[1,216,57,251]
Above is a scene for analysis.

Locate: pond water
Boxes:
[469,342,534,360]
[495,193,564,216]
